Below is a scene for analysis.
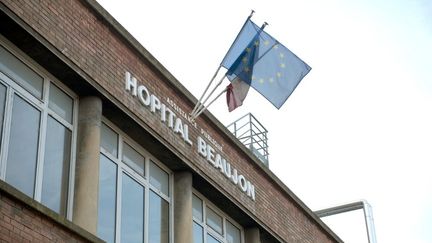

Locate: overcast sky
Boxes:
[98,0,432,242]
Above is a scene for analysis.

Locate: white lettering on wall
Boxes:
[197,136,256,201]
[125,71,138,96]
[166,97,197,129]
[125,72,192,146]
[200,128,223,152]
[125,71,255,201]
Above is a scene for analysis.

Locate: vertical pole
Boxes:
[363,201,378,243]
[72,96,102,234]
[249,114,253,149]
[174,171,193,243]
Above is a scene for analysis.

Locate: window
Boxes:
[98,154,118,242]
[121,173,144,243]
[193,193,244,243]
[97,121,172,243]
[207,207,223,235]
[0,42,77,218]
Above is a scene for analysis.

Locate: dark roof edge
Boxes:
[83,1,342,242]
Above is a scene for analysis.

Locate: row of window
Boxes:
[98,121,243,243]
[193,193,243,243]
[0,39,244,243]
[98,122,171,243]
[0,43,76,218]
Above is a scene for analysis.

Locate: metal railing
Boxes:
[227,113,269,166]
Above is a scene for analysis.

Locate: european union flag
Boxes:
[226,27,261,85]
[221,19,311,109]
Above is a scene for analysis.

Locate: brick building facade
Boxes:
[0,0,343,242]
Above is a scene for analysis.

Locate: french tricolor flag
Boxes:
[226,77,250,112]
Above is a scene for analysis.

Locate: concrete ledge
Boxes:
[0,180,104,243]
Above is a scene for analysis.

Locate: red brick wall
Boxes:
[1,1,338,242]
[0,188,93,242]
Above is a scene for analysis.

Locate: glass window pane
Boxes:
[149,190,169,243]
[226,221,241,243]
[97,154,117,243]
[0,46,43,99]
[49,83,73,123]
[149,161,169,196]
[193,222,204,243]
[6,95,40,197]
[101,123,118,157]
[0,83,6,143]
[192,194,203,222]
[122,142,145,176]
[206,207,223,235]
[121,173,144,243]
[207,234,222,243]
[41,116,71,215]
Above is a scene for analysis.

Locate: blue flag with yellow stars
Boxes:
[221,19,311,109]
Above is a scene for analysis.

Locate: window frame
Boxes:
[192,190,245,243]
[99,118,174,243]
[0,35,78,220]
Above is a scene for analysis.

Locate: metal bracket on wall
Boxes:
[315,200,378,243]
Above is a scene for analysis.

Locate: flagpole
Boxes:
[219,10,255,67]
[191,10,255,117]
[190,65,222,115]
[191,10,260,120]
[191,73,227,117]
[191,87,228,120]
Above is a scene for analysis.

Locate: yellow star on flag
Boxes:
[280,63,286,68]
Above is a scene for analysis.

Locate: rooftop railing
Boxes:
[227,113,269,167]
